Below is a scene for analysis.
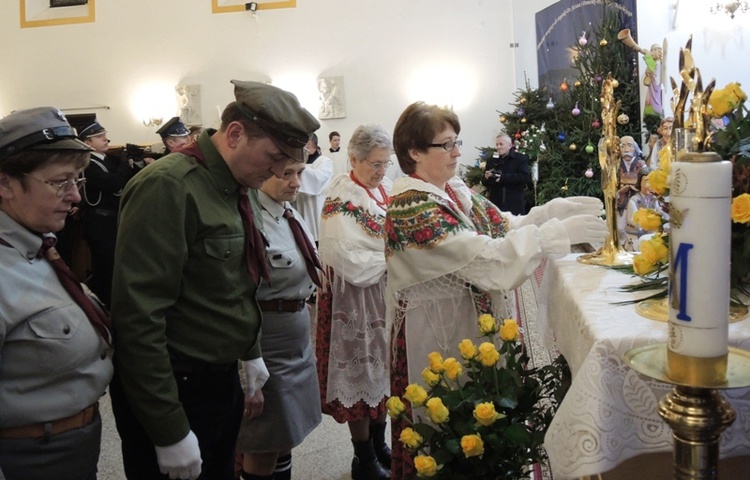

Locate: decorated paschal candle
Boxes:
[667,152,732,386]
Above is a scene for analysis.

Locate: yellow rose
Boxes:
[709,82,747,117]
[473,402,505,426]
[426,397,450,424]
[461,434,485,458]
[404,384,428,407]
[499,319,519,342]
[386,396,406,418]
[644,235,669,264]
[421,367,440,387]
[657,146,672,173]
[458,339,478,360]
[477,313,498,335]
[428,352,445,373]
[477,342,500,367]
[647,169,668,196]
[633,252,658,276]
[633,208,662,232]
[443,357,462,380]
[414,455,439,477]
[732,193,750,224]
[399,427,424,449]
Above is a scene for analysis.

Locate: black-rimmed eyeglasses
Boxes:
[429,139,463,152]
[24,174,86,198]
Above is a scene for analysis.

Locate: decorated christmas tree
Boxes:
[465,5,642,206]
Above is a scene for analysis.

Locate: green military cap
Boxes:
[0,107,93,162]
[231,80,320,162]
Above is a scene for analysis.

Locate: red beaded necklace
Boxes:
[349,171,389,209]
[409,173,462,209]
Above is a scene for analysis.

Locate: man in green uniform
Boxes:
[110,80,319,480]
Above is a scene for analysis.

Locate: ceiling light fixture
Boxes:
[710,1,749,18]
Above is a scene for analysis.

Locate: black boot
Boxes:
[370,422,391,471]
[273,453,292,480]
[351,439,390,480]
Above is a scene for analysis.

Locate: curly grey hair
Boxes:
[347,124,392,161]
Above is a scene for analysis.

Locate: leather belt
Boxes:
[0,403,98,439]
[257,299,306,313]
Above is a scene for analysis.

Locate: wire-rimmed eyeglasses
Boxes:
[24,174,86,197]
[362,159,393,171]
[429,139,463,152]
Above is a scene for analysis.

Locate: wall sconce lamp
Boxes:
[710,1,749,18]
[143,117,164,127]
[245,2,258,11]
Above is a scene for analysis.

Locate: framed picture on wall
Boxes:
[20,0,95,28]
[50,0,87,7]
[211,0,296,14]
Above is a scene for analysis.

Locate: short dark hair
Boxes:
[393,102,460,175]
[220,102,267,139]
[329,131,340,141]
[0,149,89,191]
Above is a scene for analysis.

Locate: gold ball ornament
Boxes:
[519,97,527,104]
[521,117,527,124]
[569,143,577,151]
[499,115,506,123]
[599,39,608,46]
[574,80,582,88]
[612,79,619,88]
[617,113,629,125]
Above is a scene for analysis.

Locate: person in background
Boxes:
[329,131,341,153]
[481,132,532,215]
[109,80,319,480]
[295,132,333,244]
[78,121,139,308]
[235,160,323,480]
[316,125,394,480]
[386,102,608,479]
[0,107,114,480]
[156,116,191,154]
[189,125,203,144]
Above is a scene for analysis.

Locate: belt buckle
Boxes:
[276,299,285,312]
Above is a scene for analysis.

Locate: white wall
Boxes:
[0,0,517,162]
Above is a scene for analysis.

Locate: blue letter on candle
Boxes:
[672,242,694,321]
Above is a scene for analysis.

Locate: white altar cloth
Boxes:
[538,254,750,479]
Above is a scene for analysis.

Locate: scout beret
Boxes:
[78,121,107,140]
[0,107,93,162]
[156,117,190,138]
[231,80,320,162]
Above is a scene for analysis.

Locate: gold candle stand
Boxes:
[625,344,750,479]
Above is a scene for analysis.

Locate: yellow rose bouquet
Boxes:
[387,316,569,479]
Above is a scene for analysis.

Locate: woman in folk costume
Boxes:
[385,102,608,479]
[316,124,395,480]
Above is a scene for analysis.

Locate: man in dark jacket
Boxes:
[481,133,532,215]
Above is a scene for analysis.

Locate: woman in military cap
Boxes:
[0,107,114,480]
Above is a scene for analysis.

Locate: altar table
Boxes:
[537,254,750,479]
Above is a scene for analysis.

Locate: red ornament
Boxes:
[592,119,601,129]
[514,130,522,140]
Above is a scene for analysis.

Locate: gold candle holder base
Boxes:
[577,240,634,267]
[635,298,749,324]
[625,344,750,479]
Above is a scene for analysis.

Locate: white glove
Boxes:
[154,430,202,480]
[242,358,270,398]
[560,214,609,245]
[544,196,604,221]
[519,196,603,227]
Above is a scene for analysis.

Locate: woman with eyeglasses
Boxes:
[0,107,114,480]
[315,124,394,480]
[385,102,608,478]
